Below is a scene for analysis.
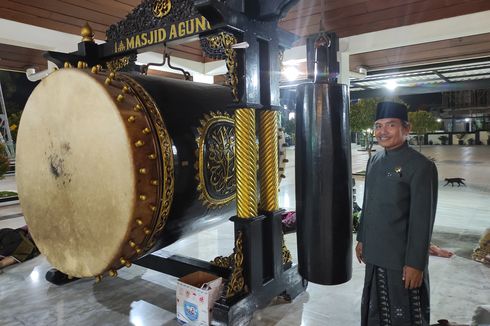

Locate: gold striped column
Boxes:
[235,108,258,218]
[258,110,279,211]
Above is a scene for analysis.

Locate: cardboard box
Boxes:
[176,271,223,325]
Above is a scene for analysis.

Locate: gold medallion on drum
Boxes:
[195,112,236,208]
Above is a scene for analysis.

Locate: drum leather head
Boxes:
[17,69,137,277]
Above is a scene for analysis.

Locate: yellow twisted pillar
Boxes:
[258,110,279,212]
[235,108,258,218]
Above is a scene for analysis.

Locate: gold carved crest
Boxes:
[152,0,172,18]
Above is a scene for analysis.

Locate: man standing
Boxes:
[356,102,438,325]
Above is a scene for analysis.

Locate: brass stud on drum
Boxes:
[135,246,142,254]
[150,180,158,186]
[104,78,112,85]
[125,261,132,268]
[120,257,127,265]
[122,85,130,94]
[148,153,156,160]
[128,240,136,248]
[109,72,116,79]
[143,227,151,235]
[127,116,136,123]
[139,168,147,174]
[135,218,143,226]
[108,270,118,277]
[95,275,102,283]
[142,127,151,135]
[133,104,142,112]
[135,140,145,147]
[64,62,72,68]
[91,66,98,74]
[139,194,147,201]
[116,94,125,102]
[150,205,156,212]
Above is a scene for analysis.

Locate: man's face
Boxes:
[374,118,410,150]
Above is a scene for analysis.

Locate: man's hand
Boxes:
[402,265,423,289]
[0,256,17,269]
[355,242,364,264]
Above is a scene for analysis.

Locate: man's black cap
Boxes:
[375,102,408,122]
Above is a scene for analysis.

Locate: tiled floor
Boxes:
[0,144,489,325]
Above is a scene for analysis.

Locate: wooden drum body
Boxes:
[16,69,236,278]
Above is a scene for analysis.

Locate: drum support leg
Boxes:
[212,210,307,325]
[133,253,231,279]
[45,268,79,285]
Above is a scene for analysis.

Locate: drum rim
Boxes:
[117,73,175,254]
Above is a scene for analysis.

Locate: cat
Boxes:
[444,177,466,187]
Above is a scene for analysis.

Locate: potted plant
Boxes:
[438,135,448,145]
[456,133,466,145]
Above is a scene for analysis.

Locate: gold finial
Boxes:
[81,22,94,42]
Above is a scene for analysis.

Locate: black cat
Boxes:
[444,178,466,187]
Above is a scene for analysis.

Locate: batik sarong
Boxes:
[361,263,430,326]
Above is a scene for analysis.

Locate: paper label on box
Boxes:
[183,301,199,321]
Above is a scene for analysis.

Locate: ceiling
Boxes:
[1,0,490,90]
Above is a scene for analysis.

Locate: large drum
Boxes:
[16,68,236,278]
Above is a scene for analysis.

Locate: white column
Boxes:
[338,51,350,87]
